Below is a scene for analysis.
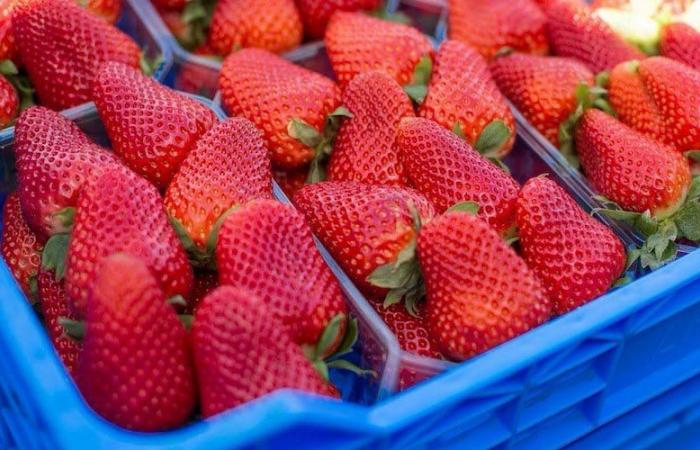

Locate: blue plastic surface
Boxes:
[0,0,173,143]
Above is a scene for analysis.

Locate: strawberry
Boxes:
[294,181,435,310]
[417,212,551,361]
[324,11,433,88]
[186,270,218,314]
[0,74,18,127]
[448,0,549,60]
[542,0,645,73]
[93,62,216,189]
[12,0,141,110]
[14,107,122,241]
[82,0,122,23]
[74,253,195,432]
[219,48,343,170]
[173,43,221,96]
[0,0,17,63]
[490,53,594,148]
[165,117,273,265]
[609,57,700,158]
[274,166,309,199]
[1,193,42,299]
[575,109,698,267]
[419,40,516,159]
[517,176,626,314]
[396,117,521,236]
[326,71,414,185]
[207,0,302,56]
[193,286,337,417]
[216,199,348,353]
[661,23,700,70]
[36,269,79,372]
[151,0,186,9]
[296,0,382,39]
[64,168,193,318]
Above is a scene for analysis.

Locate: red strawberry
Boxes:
[448,0,549,60]
[542,0,645,73]
[576,110,691,217]
[396,117,521,236]
[417,212,550,361]
[0,0,17,63]
[93,62,216,189]
[326,71,414,185]
[75,253,195,431]
[274,166,309,199]
[296,0,382,39]
[193,286,337,417]
[216,199,348,352]
[517,176,626,314]
[36,269,79,372]
[609,57,700,157]
[219,48,342,170]
[14,107,122,241]
[1,193,42,299]
[186,270,218,314]
[490,53,594,148]
[419,40,516,158]
[294,181,435,307]
[661,23,700,71]
[151,0,185,9]
[173,43,221,96]
[12,0,141,110]
[0,74,18,127]
[165,117,273,261]
[64,168,193,317]
[324,11,433,88]
[82,0,121,23]
[207,0,302,56]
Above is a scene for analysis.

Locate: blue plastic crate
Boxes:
[0,0,173,143]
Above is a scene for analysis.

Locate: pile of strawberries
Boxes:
[0,0,699,435]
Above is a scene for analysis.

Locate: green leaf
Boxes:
[635,210,660,237]
[370,9,411,24]
[59,317,85,341]
[205,204,240,256]
[367,239,417,289]
[613,275,632,288]
[169,215,197,255]
[140,53,164,77]
[51,207,75,235]
[312,360,330,382]
[686,150,700,163]
[626,247,641,270]
[411,55,432,86]
[306,158,326,184]
[332,316,358,357]
[403,84,428,104]
[326,359,377,378]
[41,234,70,281]
[595,208,643,222]
[674,201,700,241]
[178,314,194,330]
[168,295,187,307]
[475,120,510,157]
[28,275,38,305]
[182,1,206,23]
[287,118,323,149]
[383,287,407,308]
[505,235,519,246]
[314,313,346,360]
[446,201,480,215]
[489,156,512,174]
[403,282,425,317]
[688,176,700,201]
[329,106,353,119]
[452,122,466,140]
[595,71,610,88]
[0,59,17,76]
[646,221,677,260]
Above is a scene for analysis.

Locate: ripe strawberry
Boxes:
[490,53,594,147]
[207,0,302,56]
[219,48,342,170]
[173,43,221,96]
[93,62,216,189]
[12,0,141,110]
[419,40,516,158]
[1,193,42,299]
[542,0,645,73]
[417,212,550,361]
[296,0,382,39]
[0,74,18,127]
[575,109,691,218]
[448,0,548,60]
[193,286,337,417]
[0,0,17,63]
[396,117,521,236]
[274,166,309,199]
[82,0,121,23]
[661,23,700,70]
[294,181,435,307]
[517,176,626,314]
[36,269,79,372]
[186,270,218,314]
[64,168,193,318]
[591,0,690,14]
[165,117,273,261]
[326,71,414,185]
[216,199,348,352]
[75,253,195,431]
[151,0,185,9]
[324,11,433,88]
[14,107,122,241]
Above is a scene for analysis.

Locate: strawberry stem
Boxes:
[41,234,70,281]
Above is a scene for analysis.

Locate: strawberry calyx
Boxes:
[369,7,412,25]
[558,71,615,168]
[179,0,217,51]
[0,59,35,114]
[139,52,165,77]
[453,121,512,173]
[169,204,240,271]
[288,106,353,184]
[59,316,85,342]
[404,55,433,105]
[594,176,700,269]
[302,313,375,382]
[41,233,71,282]
[367,205,424,316]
